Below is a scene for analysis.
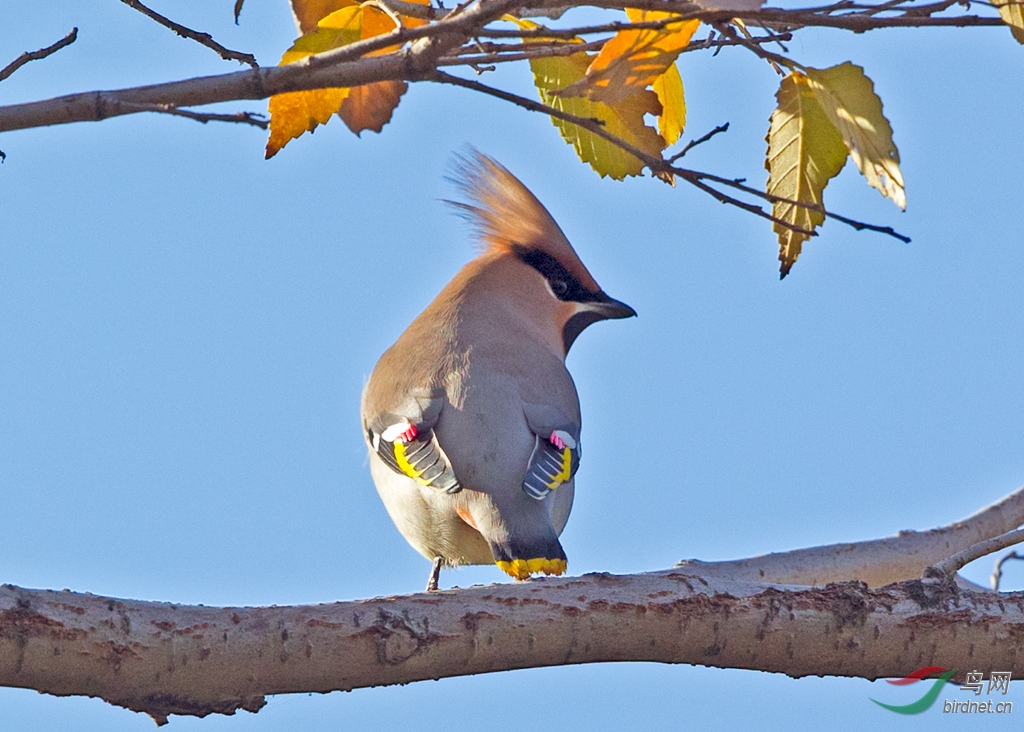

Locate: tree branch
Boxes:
[118,0,259,68]
[1,572,1020,723]
[432,72,824,235]
[674,484,1024,586]
[537,1,1008,31]
[0,0,990,252]
[664,165,912,242]
[669,121,731,161]
[0,0,525,135]
[0,27,78,83]
[3,482,1023,722]
[992,551,1024,591]
[112,101,269,128]
[932,527,1024,578]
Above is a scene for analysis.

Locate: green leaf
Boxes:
[530,50,665,180]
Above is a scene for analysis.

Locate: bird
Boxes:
[361,151,636,591]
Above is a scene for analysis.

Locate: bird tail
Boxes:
[489,537,567,580]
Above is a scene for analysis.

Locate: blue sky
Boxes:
[1,1,1023,729]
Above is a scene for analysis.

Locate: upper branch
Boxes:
[0,0,1009,135]
[0,27,78,83]
[118,0,258,68]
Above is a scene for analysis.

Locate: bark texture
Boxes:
[1,573,1022,723]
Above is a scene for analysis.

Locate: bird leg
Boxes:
[425,556,443,592]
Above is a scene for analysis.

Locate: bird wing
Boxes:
[363,389,462,495]
[521,403,581,500]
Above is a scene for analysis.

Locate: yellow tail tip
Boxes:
[496,558,567,580]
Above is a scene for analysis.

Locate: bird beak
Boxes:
[586,292,637,320]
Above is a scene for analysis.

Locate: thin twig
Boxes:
[991,551,1024,591]
[478,17,706,38]
[431,71,818,236]
[669,122,730,161]
[860,0,920,14]
[520,0,1005,31]
[430,70,658,174]
[669,165,911,242]
[454,38,599,53]
[477,17,792,43]
[715,22,804,73]
[431,71,620,143]
[930,528,1024,578]
[118,0,258,68]
[681,172,818,234]
[449,31,793,65]
[439,39,608,65]
[114,101,268,128]
[682,30,793,54]
[0,27,78,83]
[376,0,444,20]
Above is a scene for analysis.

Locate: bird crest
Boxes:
[447,150,601,293]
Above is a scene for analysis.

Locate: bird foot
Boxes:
[425,556,442,592]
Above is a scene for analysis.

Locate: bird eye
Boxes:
[550,280,569,297]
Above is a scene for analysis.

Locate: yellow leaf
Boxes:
[266,6,363,159]
[530,50,666,180]
[804,62,906,210]
[290,0,429,33]
[766,71,849,278]
[994,0,1024,43]
[267,1,426,155]
[335,3,424,134]
[392,0,431,30]
[290,0,356,33]
[282,5,364,63]
[652,61,685,145]
[266,87,351,159]
[558,13,699,105]
[340,80,408,135]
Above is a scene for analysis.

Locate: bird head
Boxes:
[448,151,636,353]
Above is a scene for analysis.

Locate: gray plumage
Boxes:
[361,152,635,586]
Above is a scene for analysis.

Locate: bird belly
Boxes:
[368,451,493,566]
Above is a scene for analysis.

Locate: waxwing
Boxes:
[361,151,635,591]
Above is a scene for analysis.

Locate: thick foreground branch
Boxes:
[2,575,1021,723]
[3,485,1024,722]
